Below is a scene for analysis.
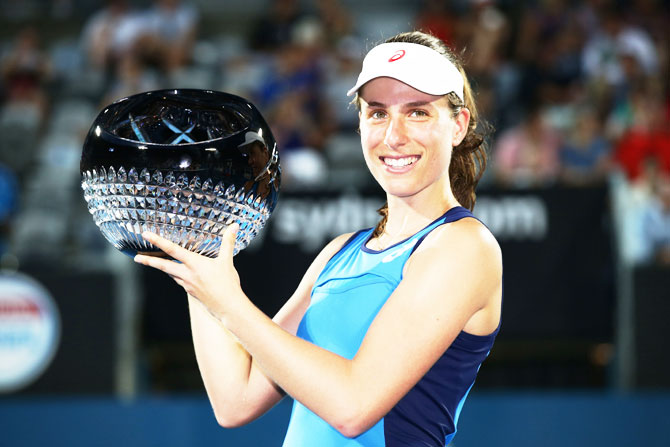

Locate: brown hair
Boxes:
[358,31,489,238]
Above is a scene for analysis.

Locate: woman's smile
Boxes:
[380,154,422,172]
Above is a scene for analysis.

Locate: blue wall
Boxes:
[1,392,668,447]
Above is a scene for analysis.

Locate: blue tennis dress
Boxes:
[282,206,499,447]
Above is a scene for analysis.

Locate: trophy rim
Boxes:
[90,88,273,149]
[80,88,281,179]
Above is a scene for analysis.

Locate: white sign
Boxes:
[272,193,383,252]
[474,196,549,240]
[267,194,549,253]
[0,272,60,393]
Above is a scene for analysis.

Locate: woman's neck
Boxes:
[382,188,460,241]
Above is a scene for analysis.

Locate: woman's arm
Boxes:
[182,232,354,427]
[137,219,502,437]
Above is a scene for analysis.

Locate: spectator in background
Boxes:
[529,16,586,143]
[133,0,199,73]
[582,5,658,95]
[455,0,515,130]
[539,17,584,93]
[0,26,50,118]
[249,0,304,52]
[492,104,561,188]
[513,0,573,106]
[0,26,51,179]
[463,0,507,79]
[257,17,331,151]
[322,35,362,132]
[256,17,332,188]
[80,0,135,73]
[612,87,670,184]
[640,174,670,266]
[313,0,354,49]
[91,0,198,104]
[100,50,160,107]
[88,0,198,76]
[415,0,458,48]
[312,0,359,133]
[559,107,612,186]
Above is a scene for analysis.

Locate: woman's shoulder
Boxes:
[401,215,502,322]
[416,216,502,271]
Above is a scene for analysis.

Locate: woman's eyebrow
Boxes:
[364,100,433,108]
[365,100,387,108]
[404,100,432,107]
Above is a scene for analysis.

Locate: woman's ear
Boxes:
[452,108,471,147]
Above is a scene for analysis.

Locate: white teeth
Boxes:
[383,156,418,167]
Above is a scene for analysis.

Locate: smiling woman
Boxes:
[357,79,468,215]
[351,32,488,241]
[135,30,501,447]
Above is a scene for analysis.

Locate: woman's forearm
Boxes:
[188,295,282,426]
[135,229,358,430]
[217,292,365,435]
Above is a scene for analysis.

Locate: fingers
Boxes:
[169,274,187,289]
[134,253,187,279]
[218,223,240,260]
[141,231,193,264]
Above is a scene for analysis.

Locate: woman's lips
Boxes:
[380,155,421,172]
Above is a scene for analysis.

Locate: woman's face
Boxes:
[358,77,469,201]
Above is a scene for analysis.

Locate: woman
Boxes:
[135,31,502,447]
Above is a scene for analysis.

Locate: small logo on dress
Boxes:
[388,50,406,62]
[381,239,417,263]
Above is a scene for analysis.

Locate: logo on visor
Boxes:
[388,50,406,62]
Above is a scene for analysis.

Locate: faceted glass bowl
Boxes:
[80,89,280,257]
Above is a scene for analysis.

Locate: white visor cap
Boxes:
[347,42,464,101]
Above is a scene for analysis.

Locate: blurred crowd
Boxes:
[0,0,668,266]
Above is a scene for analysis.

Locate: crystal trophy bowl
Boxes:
[80,89,280,257]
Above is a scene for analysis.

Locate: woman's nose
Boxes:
[383,117,408,150]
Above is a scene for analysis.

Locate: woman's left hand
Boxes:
[133,224,243,318]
